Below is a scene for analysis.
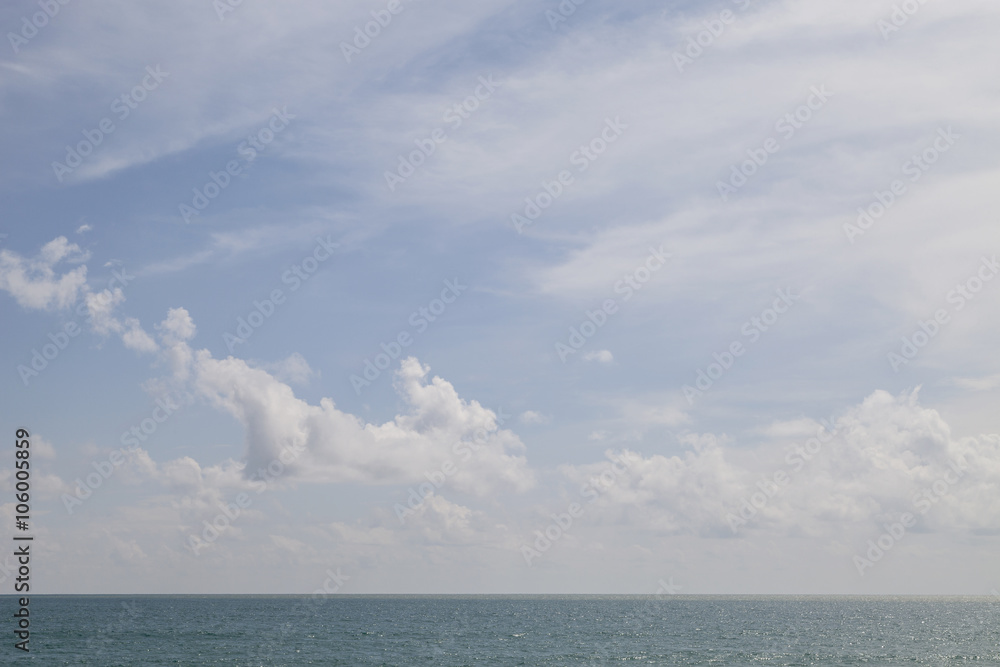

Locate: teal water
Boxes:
[3,595,999,665]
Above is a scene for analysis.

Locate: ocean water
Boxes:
[3,595,999,665]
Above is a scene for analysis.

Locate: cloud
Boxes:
[120,320,159,353]
[332,493,515,551]
[0,236,89,310]
[560,389,1000,538]
[756,417,826,439]
[950,375,1000,392]
[85,288,158,353]
[158,307,197,345]
[86,288,127,335]
[519,411,551,425]
[32,435,57,460]
[614,396,690,429]
[108,534,148,564]
[583,350,613,364]
[560,437,741,537]
[155,310,535,496]
[252,353,315,386]
[0,236,160,354]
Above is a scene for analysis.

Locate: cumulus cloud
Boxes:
[560,437,741,537]
[85,287,158,353]
[0,236,160,354]
[120,319,159,353]
[159,307,197,344]
[0,236,89,310]
[153,309,535,497]
[85,288,126,335]
[559,390,1000,538]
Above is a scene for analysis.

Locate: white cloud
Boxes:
[583,350,614,364]
[332,493,514,551]
[252,352,315,386]
[153,310,535,496]
[86,288,126,335]
[85,287,158,353]
[157,307,197,349]
[33,435,57,460]
[0,236,160,354]
[0,236,89,310]
[108,534,148,563]
[950,375,1000,392]
[560,389,1000,538]
[614,396,690,429]
[121,318,159,353]
[519,410,550,425]
[756,417,827,439]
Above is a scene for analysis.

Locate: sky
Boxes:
[1,0,999,595]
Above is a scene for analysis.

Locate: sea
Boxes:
[3,595,999,665]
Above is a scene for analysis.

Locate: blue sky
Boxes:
[1,0,999,594]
